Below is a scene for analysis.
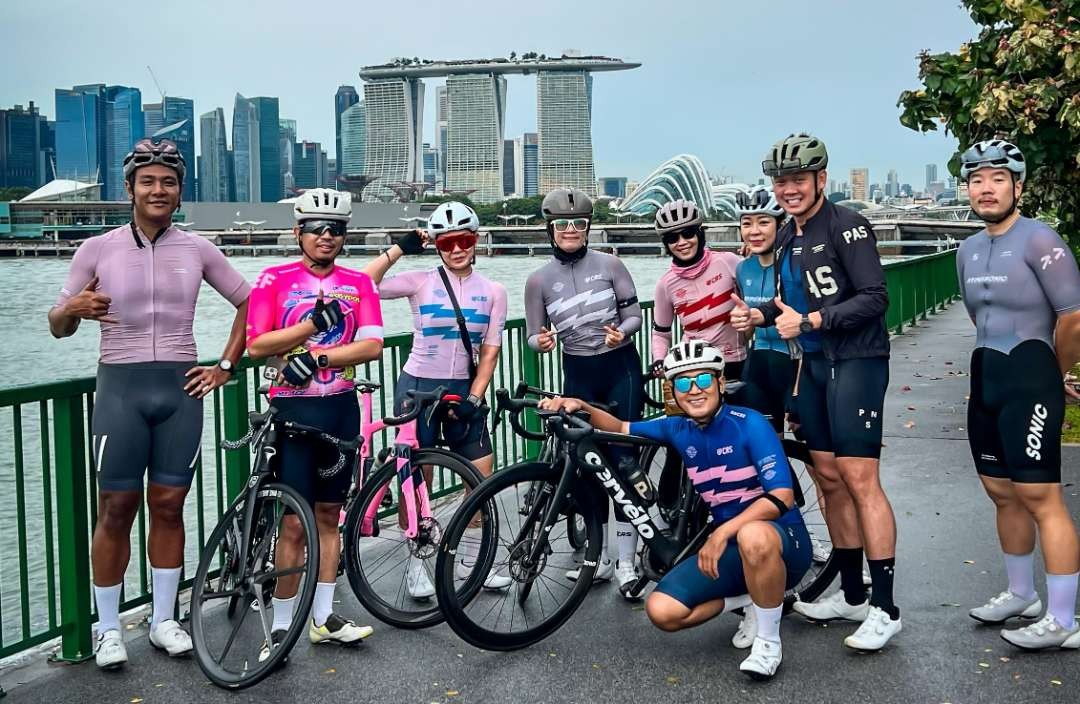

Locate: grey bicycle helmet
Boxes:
[541,188,594,220]
[762,133,829,177]
[960,139,1026,183]
[655,199,704,234]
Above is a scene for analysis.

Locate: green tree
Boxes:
[0,187,32,202]
[897,0,1080,248]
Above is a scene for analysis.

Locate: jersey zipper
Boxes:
[148,230,157,360]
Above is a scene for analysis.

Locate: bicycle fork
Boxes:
[361,443,430,540]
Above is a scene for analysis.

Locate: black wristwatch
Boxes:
[217,359,235,375]
[799,315,814,334]
[317,354,330,369]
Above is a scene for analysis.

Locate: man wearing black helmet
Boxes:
[524,187,646,598]
[731,133,899,651]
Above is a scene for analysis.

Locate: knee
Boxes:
[737,522,778,564]
[645,594,682,632]
[281,515,306,545]
[98,494,140,534]
[147,494,185,527]
[314,504,342,531]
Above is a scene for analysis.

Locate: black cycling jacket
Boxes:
[757,198,890,360]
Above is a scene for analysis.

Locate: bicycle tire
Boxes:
[191,482,319,690]
[343,448,485,629]
[565,510,587,550]
[780,439,838,606]
[435,461,604,651]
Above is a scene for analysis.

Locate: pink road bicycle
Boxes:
[340,379,493,629]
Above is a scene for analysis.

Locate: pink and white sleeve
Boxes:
[483,283,508,347]
[353,273,385,341]
[650,278,674,362]
[377,269,426,300]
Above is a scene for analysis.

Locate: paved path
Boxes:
[4,303,1078,703]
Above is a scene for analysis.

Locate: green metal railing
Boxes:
[0,250,959,662]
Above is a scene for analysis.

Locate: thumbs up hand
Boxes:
[728,293,755,333]
[774,296,805,340]
[65,275,117,323]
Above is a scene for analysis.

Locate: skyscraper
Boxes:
[334,85,359,178]
[103,85,143,200]
[250,97,281,201]
[40,119,56,183]
[598,176,627,199]
[850,167,869,201]
[537,70,595,196]
[339,101,366,180]
[435,86,449,189]
[198,108,230,202]
[513,132,538,197]
[885,169,899,198]
[503,139,516,196]
[232,93,260,203]
[0,102,44,188]
[361,78,424,200]
[925,163,938,191]
[143,103,164,139]
[423,143,437,187]
[293,141,326,189]
[55,84,105,185]
[160,98,195,197]
[279,118,297,195]
[444,73,507,203]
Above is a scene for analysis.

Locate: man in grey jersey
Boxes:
[524,187,646,598]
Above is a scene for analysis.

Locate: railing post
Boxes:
[521,341,543,460]
[53,394,93,662]
[222,370,251,501]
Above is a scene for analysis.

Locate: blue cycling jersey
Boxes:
[736,256,788,354]
[629,405,803,529]
[781,240,821,352]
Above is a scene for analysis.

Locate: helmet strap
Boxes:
[549,224,589,263]
[298,233,337,271]
[669,231,707,268]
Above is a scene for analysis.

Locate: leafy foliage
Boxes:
[0,187,32,202]
[897,0,1080,246]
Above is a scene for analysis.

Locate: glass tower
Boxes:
[445,73,506,204]
[536,70,595,196]
[198,107,230,202]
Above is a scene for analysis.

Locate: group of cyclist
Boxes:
[48,129,1080,680]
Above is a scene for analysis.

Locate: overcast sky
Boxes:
[1,0,979,189]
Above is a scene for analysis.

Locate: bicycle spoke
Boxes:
[215,593,251,666]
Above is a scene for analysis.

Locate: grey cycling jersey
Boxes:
[524,249,642,356]
[957,216,1080,354]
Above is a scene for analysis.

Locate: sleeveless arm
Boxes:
[198,237,251,306]
[610,256,642,336]
[524,271,549,351]
[651,278,674,362]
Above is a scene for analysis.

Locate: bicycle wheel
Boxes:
[435,461,604,651]
[782,440,837,605]
[343,448,485,629]
[191,482,319,690]
[565,510,587,550]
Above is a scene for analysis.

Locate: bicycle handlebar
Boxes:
[220,407,360,479]
[382,386,452,427]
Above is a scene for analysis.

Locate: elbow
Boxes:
[246,337,270,359]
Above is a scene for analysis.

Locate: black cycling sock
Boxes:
[867,558,900,620]
[836,548,866,605]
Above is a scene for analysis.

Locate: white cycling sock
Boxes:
[1003,551,1036,600]
[615,521,637,565]
[271,595,297,632]
[753,603,783,643]
[150,566,182,628]
[312,582,336,627]
[94,583,122,635]
[722,593,752,614]
[1046,572,1079,629]
[601,522,611,562]
[459,527,481,567]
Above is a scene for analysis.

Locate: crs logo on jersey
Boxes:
[584,273,603,284]
[716,445,734,457]
[842,225,870,244]
[706,274,723,286]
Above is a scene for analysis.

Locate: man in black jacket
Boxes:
[731,133,900,651]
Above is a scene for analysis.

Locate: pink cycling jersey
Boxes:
[378,267,507,380]
[651,249,747,363]
[246,261,384,399]
[55,224,250,363]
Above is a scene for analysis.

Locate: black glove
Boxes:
[453,398,478,421]
[649,360,665,379]
[280,350,317,387]
[310,298,344,333]
[398,230,426,255]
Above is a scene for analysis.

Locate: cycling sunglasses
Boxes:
[434,232,478,253]
[298,219,347,237]
[661,227,701,245]
[128,138,183,169]
[552,218,590,233]
[672,372,716,394]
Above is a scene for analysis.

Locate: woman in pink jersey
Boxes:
[363,201,511,597]
[651,199,748,382]
[246,188,384,656]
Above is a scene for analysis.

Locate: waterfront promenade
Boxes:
[3,303,1077,704]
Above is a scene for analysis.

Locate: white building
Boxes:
[361,78,424,201]
[537,70,595,196]
[445,73,507,203]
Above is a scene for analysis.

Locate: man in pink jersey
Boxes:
[363,200,511,597]
[247,188,384,660]
[651,199,748,381]
[48,138,251,669]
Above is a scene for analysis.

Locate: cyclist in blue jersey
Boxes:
[957,140,1080,650]
[540,340,811,680]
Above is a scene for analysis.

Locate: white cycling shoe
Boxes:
[792,590,869,622]
[566,557,614,583]
[844,606,902,651]
[732,606,757,649]
[1000,614,1080,651]
[739,637,782,680]
[969,590,1042,625]
[615,560,642,601]
[149,619,192,657]
[406,560,436,600]
[95,629,128,670]
[454,560,513,590]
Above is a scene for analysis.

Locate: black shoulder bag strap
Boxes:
[438,266,478,380]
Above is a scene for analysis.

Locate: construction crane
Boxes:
[147,65,166,102]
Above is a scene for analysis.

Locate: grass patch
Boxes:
[1064,404,1080,444]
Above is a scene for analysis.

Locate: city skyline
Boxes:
[0,0,981,189]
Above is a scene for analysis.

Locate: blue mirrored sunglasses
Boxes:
[672,372,715,394]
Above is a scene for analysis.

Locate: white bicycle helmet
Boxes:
[426,201,480,235]
[736,186,784,218]
[655,199,704,234]
[663,340,726,381]
[294,188,352,223]
[960,139,1026,183]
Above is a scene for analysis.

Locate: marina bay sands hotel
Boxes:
[356,54,639,203]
